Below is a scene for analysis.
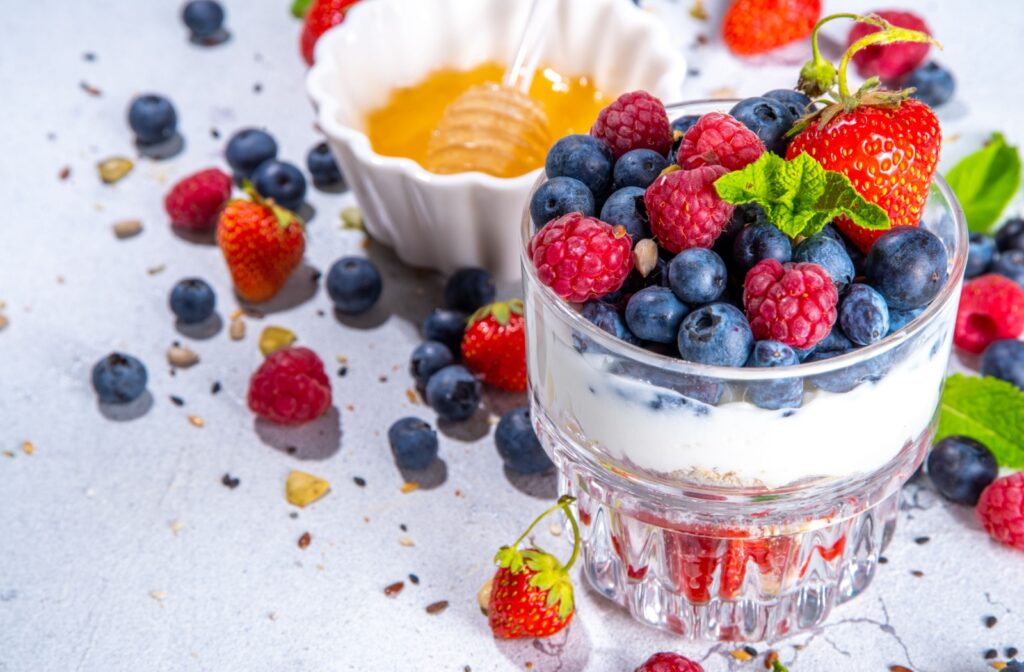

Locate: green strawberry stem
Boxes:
[798,12,859,97]
[837,19,942,99]
[505,494,580,571]
[240,179,303,229]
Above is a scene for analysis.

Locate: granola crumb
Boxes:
[297,532,311,549]
[384,581,404,597]
[187,415,205,428]
[113,219,143,239]
[22,441,34,456]
[425,600,449,615]
[400,482,419,494]
[399,537,414,547]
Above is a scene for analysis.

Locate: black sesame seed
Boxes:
[337,366,348,377]
[879,556,888,564]
[353,476,366,487]
[1007,647,1018,658]
[914,536,930,545]
[742,646,757,657]
[211,381,222,394]
[409,573,420,584]
[400,523,407,532]
[985,615,998,628]
[169,395,185,407]
[221,473,240,489]
[984,649,998,660]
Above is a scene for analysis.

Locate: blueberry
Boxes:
[887,308,923,334]
[169,277,216,324]
[816,327,855,354]
[226,128,278,177]
[793,233,855,289]
[625,287,690,344]
[182,0,224,38]
[495,406,554,475]
[762,89,813,119]
[668,248,727,305]
[805,350,881,393]
[732,223,792,274]
[865,227,948,310]
[388,417,439,470]
[545,134,614,200]
[906,62,955,108]
[410,341,454,388]
[981,339,1024,390]
[715,203,765,260]
[92,353,148,404]
[581,300,639,345]
[443,267,495,313]
[995,217,1024,253]
[326,256,383,315]
[306,141,343,188]
[127,94,177,145]
[839,284,890,346]
[252,159,306,212]
[670,115,700,135]
[613,149,668,190]
[422,309,468,353]
[927,436,998,505]
[424,365,481,422]
[745,340,802,410]
[600,187,649,242]
[729,96,795,155]
[530,177,595,228]
[677,303,753,367]
[966,233,996,279]
[993,250,1024,286]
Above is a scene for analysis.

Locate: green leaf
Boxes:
[772,661,790,672]
[291,0,313,18]
[945,133,1022,233]
[937,374,1024,468]
[714,153,890,239]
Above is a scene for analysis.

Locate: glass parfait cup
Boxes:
[520,100,968,642]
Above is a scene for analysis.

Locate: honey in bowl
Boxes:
[365,63,611,178]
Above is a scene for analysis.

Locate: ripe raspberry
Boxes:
[634,652,704,672]
[976,472,1024,552]
[529,212,634,303]
[590,91,672,159]
[677,112,765,171]
[164,168,232,232]
[722,0,820,57]
[847,10,932,81]
[744,259,838,349]
[644,166,734,254]
[954,274,1024,354]
[247,346,332,425]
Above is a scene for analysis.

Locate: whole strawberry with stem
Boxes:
[787,14,942,253]
[217,183,305,303]
[488,495,580,639]
[461,300,526,392]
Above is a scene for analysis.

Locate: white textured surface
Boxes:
[1,1,1023,671]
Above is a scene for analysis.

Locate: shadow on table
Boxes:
[254,406,342,460]
[397,458,448,491]
[504,466,557,500]
[175,312,223,340]
[239,261,321,316]
[98,390,154,421]
[137,133,184,161]
[493,615,592,672]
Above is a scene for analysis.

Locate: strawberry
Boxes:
[461,300,526,392]
[487,496,579,639]
[300,0,361,65]
[722,0,820,57]
[217,185,305,303]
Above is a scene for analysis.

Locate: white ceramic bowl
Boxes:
[307,0,687,281]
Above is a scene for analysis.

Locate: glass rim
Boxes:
[520,98,969,382]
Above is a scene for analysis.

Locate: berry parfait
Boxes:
[520,16,967,641]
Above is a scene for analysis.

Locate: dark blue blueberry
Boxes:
[966,233,996,279]
[671,115,700,135]
[545,134,614,199]
[530,176,595,228]
[715,203,765,260]
[745,340,803,410]
[729,96,795,155]
[326,256,383,315]
[981,339,1024,390]
[805,350,879,393]
[169,277,216,324]
[762,89,813,119]
[182,0,224,38]
[677,303,753,367]
[865,227,948,310]
[306,142,343,188]
[815,327,855,354]
[92,353,148,404]
[668,248,727,305]
[422,309,468,353]
[625,287,689,344]
[410,341,454,388]
[732,223,792,274]
[424,364,481,422]
[906,62,955,108]
[226,128,278,178]
[996,217,1024,253]
[842,234,867,277]
[599,187,649,242]
[608,361,723,406]
[839,283,890,346]
[127,94,177,145]
[818,223,843,243]
[443,267,495,312]
[1004,661,1023,672]
[927,436,997,505]
[613,149,668,190]
[388,417,439,470]
[495,406,555,475]
[993,250,1024,286]
[252,159,306,212]
[887,308,923,334]
[581,300,639,345]
[793,233,855,289]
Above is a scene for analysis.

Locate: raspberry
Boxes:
[954,274,1024,354]
[677,113,765,171]
[744,259,838,349]
[847,10,931,81]
[634,652,704,672]
[644,166,734,254]
[528,212,634,303]
[590,91,672,159]
[976,472,1024,552]
[164,167,232,232]
[247,347,332,425]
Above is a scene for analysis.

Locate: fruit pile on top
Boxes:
[527,14,950,394]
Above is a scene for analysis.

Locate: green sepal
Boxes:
[468,299,524,327]
[241,179,303,230]
[494,545,525,573]
[772,661,790,672]
[291,0,312,18]
[522,549,575,620]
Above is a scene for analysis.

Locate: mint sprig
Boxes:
[945,133,1021,234]
[937,374,1024,468]
[714,153,890,239]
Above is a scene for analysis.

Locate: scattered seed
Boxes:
[914,536,930,545]
[688,0,707,20]
[337,365,348,377]
[400,482,419,494]
[764,651,779,669]
[211,381,222,394]
[112,219,143,239]
[169,395,184,407]
[167,345,199,368]
[399,537,414,547]
[188,415,204,428]
[353,476,366,487]
[253,82,263,93]
[889,666,913,672]
[222,473,240,489]
[384,581,404,597]
[408,573,419,585]
[170,520,185,534]
[743,646,758,657]
[378,375,388,383]
[0,315,8,331]
[229,318,246,340]
[879,556,888,564]
[730,649,754,662]
[633,239,659,277]
[425,600,448,615]
[149,590,167,602]
[83,52,96,61]
[477,579,493,615]
[268,611,279,621]
[985,650,999,660]
[147,264,166,275]
[259,325,297,356]
[2,451,14,459]
[80,81,102,96]
[399,523,408,532]
[97,157,133,183]
[22,441,34,456]
[1007,647,1018,658]
[297,532,311,549]
[910,570,924,577]
[285,470,330,508]
[340,207,364,231]
[985,615,998,628]
[230,308,244,320]
[59,166,71,180]
[210,128,220,139]
[696,34,710,46]
[710,86,737,99]
[335,354,348,363]
[548,521,562,537]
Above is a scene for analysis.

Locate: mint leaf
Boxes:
[937,374,1024,468]
[945,133,1022,234]
[291,0,312,18]
[772,662,790,672]
[714,153,890,239]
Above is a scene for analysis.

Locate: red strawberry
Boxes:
[300,0,361,65]
[847,10,931,81]
[164,168,232,232]
[217,185,305,303]
[461,300,526,392]
[722,0,820,57]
